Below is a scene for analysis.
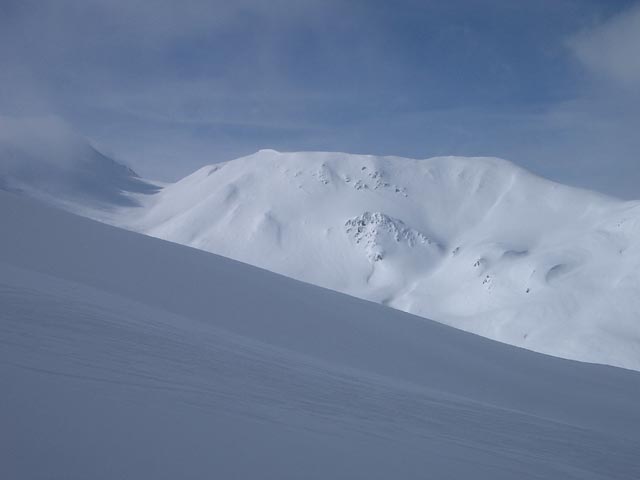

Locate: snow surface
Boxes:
[114,150,640,370]
[2,190,640,479]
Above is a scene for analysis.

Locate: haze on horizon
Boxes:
[1,0,639,198]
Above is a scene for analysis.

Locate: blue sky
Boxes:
[1,0,639,197]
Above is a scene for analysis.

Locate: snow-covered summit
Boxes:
[114,149,640,370]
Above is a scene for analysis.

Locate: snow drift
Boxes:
[2,190,640,479]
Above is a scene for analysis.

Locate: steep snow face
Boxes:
[3,190,640,479]
[0,116,159,213]
[118,150,640,370]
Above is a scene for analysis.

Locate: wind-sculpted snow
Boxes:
[109,150,640,370]
[2,190,640,479]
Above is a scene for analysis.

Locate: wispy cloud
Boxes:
[568,3,640,88]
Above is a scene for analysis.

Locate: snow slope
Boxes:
[2,190,640,479]
[118,150,640,370]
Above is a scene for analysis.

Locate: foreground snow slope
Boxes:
[2,190,640,479]
[121,150,640,370]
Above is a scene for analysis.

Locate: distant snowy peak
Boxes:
[147,149,617,245]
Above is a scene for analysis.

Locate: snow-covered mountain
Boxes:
[116,150,640,370]
[3,190,640,479]
[2,125,639,371]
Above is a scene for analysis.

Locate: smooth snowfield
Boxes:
[2,191,640,479]
[118,150,640,370]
